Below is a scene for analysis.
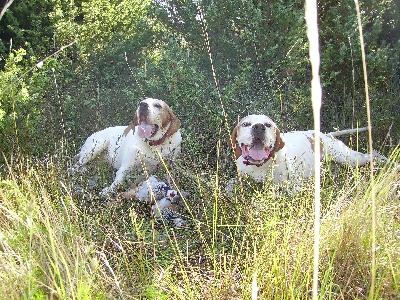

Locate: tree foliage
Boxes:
[0,0,399,165]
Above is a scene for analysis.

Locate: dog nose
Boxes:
[138,101,149,116]
[139,101,149,109]
[252,123,266,132]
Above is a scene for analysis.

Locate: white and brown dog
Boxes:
[229,114,386,191]
[69,98,182,196]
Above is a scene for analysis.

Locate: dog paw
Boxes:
[372,150,387,163]
[99,187,115,198]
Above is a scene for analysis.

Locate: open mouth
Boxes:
[138,120,159,139]
[240,139,272,164]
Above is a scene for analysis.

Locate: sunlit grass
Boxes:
[0,159,105,299]
[0,147,399,299]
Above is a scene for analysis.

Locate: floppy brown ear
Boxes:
[133,112,139,127]
[274,127,285,152]
[228,126,241,160]
[123,124,134,137]
[163,105,181,139]
[123,112,139,137]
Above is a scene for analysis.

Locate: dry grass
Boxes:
[0,148,399,299]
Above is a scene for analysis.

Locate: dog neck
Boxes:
[146,120,179,146]
[145,121,168,146]
[147,134,168,146]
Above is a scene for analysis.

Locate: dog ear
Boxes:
[123,112,139,137]
[229,126,242,160]
[163,105,181,139]
[123,124,134,137]
[133,112,139,126]
[132,112,139,135]
[274,127,285,152]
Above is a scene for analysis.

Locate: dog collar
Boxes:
[146,123,173,146]
[147,135,167,146]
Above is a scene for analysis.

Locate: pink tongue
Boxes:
[249,148,270,161]
[241,143,271,161]
[138,121,153,139]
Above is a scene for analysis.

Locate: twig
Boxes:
[0,0,14,21]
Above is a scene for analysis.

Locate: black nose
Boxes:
[252,123,266,140]
[138,101,149,117]
[252,123,266,132]
[139,101,148,109]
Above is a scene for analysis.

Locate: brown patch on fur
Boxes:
[123,124,134,137]
[229,125,242,160]
[306,133,324,152]
[161,105,181,140]
[123,112,138,137]
[273,128,285,152]
[306,136,315,152]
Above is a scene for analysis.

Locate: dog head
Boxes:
[230,115,285,165]
[123,98,181,144]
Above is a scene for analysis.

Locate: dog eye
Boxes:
[264,123,272,128]
[153,103,162,109]
[242,122,251,127]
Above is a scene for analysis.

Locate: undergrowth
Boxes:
[0,146,399,299]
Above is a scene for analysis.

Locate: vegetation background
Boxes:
[0,0,399,299]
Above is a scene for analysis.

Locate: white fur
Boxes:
[70,98,181,196]
[231,114,386,191]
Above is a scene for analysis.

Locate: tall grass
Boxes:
[1,147,399,299]
[0,158,106,299]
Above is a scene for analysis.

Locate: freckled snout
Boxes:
[252,123,266,140]
[138,101,149,120]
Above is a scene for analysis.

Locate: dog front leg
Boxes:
[100,167,131,197]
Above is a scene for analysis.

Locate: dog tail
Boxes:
[327,126,370,137]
